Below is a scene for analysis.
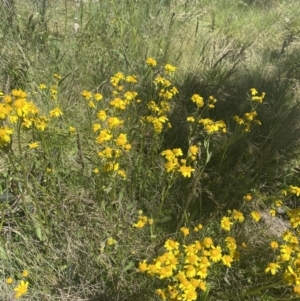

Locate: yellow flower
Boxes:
[191,94,204,108]
[270,241,279,249]
[222,255,233,267]
[269,209,276,217]
[14,280,29,298]
[187,116,195,122]
[0,126,13,146]
[133,220,146,228]
[189,145,199,157]
[294,285,300,296]
[107,237,117,245]
[179,165,195,178]
[243,194,252,201]
[221,217,232,231]
[69,126,76,134]
[115,133,127,147]
[250,88,258,96]
[241,242,247,248]
[180,227,190,237]
[81,90,92,99]
[181,289,197,301]
[225,236,237,250]
[93,123,101,132]
[50,107,63,117]
[203,237,213,249]
[97,110,107,120]
[185,264,197,278]
[93,168,99,174]
[94,93,103,101]
[173,148,183,157]
[126,75,138,83]
[199,280,207,291]
[209,246,222,262]
[146,57,157,67]
[138,260,148,273]
[164,63,177,73]
[161,149,175,161]
[184,244,197,256]
[96,130,112,144]
[251,211,261,222]
[290,185,300,196]
[6,277,13,284]
[232,210,244,222]
[13,99,29,117]
[38,83,47,90]
[22,270,29,277]
[28,142,39,149]
[265,262,280,275]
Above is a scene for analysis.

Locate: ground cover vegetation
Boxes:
[1,0,300,300]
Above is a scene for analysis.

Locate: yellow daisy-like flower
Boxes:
[290,185,300,196]
[243,194,252,201]
[189,145,199,156]
[265,262,280,275]
[115,133,127,147]
[203,237,213,249]
[222,255,233,267]
[146,57,157,67]
[50,107,63,117]
[107,237,117,245]
[38,83,47,90]
[251,211,261,222]
[22,270,29,277]
[221,216,232,231]
[164,239,179,251]
[6,277,13,284]
[232,210,244,222]
[164,63,177,73]
[180,227,190,237]
[179,165,195,178]
[14,280,29,298]
[69,126,76,134]
[138,260,148,273]
[97,110,107,120]
[209,246,222,262]
[191,94,204,108]
[28,142,39,149]
[249,88,258,96]
[185,264,197,278]
[94,93,103,101]
[187,116,195,122]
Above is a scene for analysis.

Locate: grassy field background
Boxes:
[1,0,300,300]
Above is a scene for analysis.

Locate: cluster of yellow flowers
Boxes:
[82,72,140,178]
[133,213,154,228]
[265,227,300,296]
[249,88,265,103]
[233,88,264,132]
[138,226,241,301]
[38,73,62,101]
[0,87,56,147]
[161,146,199,177]
[144,58,178,133]
[186,94,226,134]
[289,185,300,197]
[6,269,29,299]
[198,118,226,134]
